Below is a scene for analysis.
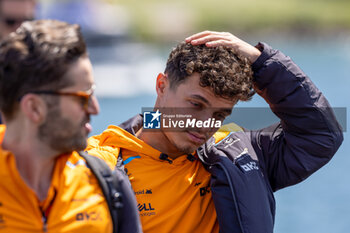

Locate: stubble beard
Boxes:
[38,107,88,154]
[172,132,200,155]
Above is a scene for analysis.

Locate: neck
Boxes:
[137,128,183,159]
[2,123,59,201]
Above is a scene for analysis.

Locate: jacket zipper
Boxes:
[197,152,245,233]
[214,162,245,233]
[40,190,56,233]
[42,212,47,232]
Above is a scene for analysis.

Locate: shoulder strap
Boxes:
[116,148,125,171]
[79,151,122,233]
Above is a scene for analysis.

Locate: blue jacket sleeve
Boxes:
[250,43,343,191]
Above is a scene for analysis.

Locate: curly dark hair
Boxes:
[165,42,255,101]
[0,19,87,120]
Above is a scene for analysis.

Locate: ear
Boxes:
[20,94,47,124]
[155,73,169,97]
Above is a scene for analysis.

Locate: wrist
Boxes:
[235,42,261,64]
[248,48,262,64]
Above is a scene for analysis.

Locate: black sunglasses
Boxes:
[3,17,34,26]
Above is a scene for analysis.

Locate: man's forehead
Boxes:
[62,57,94,90]
[180,74,236,101]
[1,0,35,16]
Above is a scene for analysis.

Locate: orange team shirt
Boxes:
[87,123,242,233]
[0,125,112,233]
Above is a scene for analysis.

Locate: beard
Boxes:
[167,130,210,155]
[38,106,89,154]
[174,143,196,155]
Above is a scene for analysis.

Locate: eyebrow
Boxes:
[190,94,233,115]
[190,94,210,105]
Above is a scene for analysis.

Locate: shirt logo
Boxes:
[223,138,240,148]
[76,211,102,221]
[240,161,259,172]
[135,189,153,195]
[199,185,211,196]
[144,110,161,129]
[138,203,155,212]
[138,203,156,217]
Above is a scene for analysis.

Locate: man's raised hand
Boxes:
[185,31,261,64]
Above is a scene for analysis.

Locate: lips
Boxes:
[82,116,92,134]
[84,122,92,134]
[187,131,206,145]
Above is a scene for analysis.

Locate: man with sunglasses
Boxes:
[0,19,141,232]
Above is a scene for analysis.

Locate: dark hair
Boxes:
[0,19,87,119]
[165,42,254,101]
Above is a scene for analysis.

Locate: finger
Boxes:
[185,31,223,43]
[185,31,212,42]
[190,35,231,46]
[206,39,234,48]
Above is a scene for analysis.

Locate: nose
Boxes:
[86,95,100,115]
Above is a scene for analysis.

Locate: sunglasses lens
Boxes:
[5,19,16,26]
[81,95,92,110]
[3,17,34,26]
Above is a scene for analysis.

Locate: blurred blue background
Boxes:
[36,0,350,232]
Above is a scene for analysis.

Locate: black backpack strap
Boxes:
[79,151,122,233]
[116,148,125,171]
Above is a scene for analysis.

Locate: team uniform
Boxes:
[0,125,112,232]
[87,122,241,233]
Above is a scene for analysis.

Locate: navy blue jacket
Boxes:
[119,43,343,233]
[196,43,343,233]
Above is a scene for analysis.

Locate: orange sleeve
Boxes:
[86,135,120,169]
[0,125,6,144]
